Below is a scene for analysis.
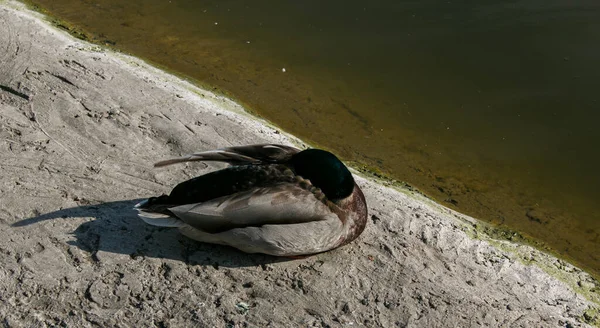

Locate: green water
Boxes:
[24,0,600,276]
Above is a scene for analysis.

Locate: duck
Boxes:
[135,144,368,256]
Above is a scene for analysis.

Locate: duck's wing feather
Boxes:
[168,184,335,233]
[154,144,301,167]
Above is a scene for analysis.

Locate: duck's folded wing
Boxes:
[154,144,301,167]
[168,184,336,233]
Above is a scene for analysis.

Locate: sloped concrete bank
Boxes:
[0,1,598,326]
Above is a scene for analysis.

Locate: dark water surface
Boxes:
[26,0,600,275]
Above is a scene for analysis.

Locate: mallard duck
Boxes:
[135,144,368,256]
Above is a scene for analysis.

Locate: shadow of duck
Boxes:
[12,199,290,268]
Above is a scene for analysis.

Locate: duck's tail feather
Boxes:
[154,150,258,167]
[135,199,186,227]
[138,214,186,227]
[154,144,301,167]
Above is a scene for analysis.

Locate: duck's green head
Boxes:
[290,149,355,200]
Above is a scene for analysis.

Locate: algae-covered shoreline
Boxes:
[1,1,599,326]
